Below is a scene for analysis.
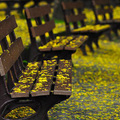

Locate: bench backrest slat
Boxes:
[0,15,17,41]
[25,5,55,52]
[65,14,86,23]
[97,8,113,15]
[31,20,55,37]
[93,0,110,5]
[62,1,84,10]
[25,5,51,19]
[61,1,86,33]
[92,0,113,22]
[0,37,24,76]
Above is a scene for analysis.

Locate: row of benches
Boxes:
[0,0,119,119]
[0,6,88,120]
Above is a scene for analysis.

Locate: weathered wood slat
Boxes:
[31,20,55,37]
[0,15,17,41]
[62,1,84,10]
[39,35,87,51]
[31,60,57,96]
[52,36,72,51]
[39,36,65,51]
[54,60,72,95]
[0,37,24,76]
[65,35,88,50]
[93,0,110,5]
[98,8,113,15]
[11,62,41,98]
[65,14,86,23]
[25,5,51,19]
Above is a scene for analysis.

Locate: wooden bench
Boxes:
[24,5,88,60]
[0,15,72,120]
[92,0,120,38]
[61,1,111,53]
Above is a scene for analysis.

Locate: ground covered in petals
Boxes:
[48,35,120,120]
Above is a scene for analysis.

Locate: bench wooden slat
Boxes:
[11,62,41,98]
[62,1,84,10]
[97,8,113,15]
[65,14,86,23]
[52,36,72,51]
[39,35,87,51]
[54,60,72,95]
[31,20,55,37]
[31,60,57,96]
[25,5,51,19]
[65,35,88,50]
[93,0,110,5]
[39,36,66,51]
[0,37,24,76]
[0,15,17,41]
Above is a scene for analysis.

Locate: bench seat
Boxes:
[72,24,110,33]
[11,59,72,98]
[39,35,88,51]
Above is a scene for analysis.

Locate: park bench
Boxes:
[92,0,120,38]
[61,1,111,53]
[0,15,73,120]
[24,4,88,61]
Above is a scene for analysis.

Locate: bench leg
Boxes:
[105,30,113,41]
[93,37,99,49]
[113,28,119,38]
[80,43,87,55]
[86,39,94,53]
[45,114,49,120]
[28,95,69,120]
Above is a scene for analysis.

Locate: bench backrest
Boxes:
[25,5,56,49]
[0,15,24,93]
[92,0,113,23]
[61,1,86,33]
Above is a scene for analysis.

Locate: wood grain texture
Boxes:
[62,1,84,10]
[0,37,24,76]
[25,5,51,19]
[31,20,55,37]
[0,15,17,41]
